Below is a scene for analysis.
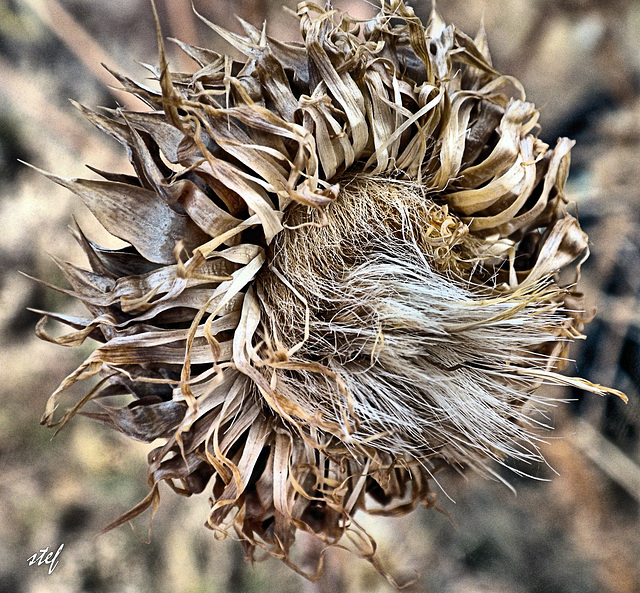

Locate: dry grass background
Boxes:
[1,0,639,592]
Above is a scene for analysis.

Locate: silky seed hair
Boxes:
[34,0,626,581]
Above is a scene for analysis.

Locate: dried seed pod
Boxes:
[35,0,625,579]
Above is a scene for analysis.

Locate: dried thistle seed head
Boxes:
[35,0,626,579]
[260,176,568,469]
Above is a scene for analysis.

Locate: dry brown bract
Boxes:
[35,0,625,581]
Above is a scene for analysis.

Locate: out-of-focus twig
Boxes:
[163,0,200,71]
[20,0,148,111]
[572,419,640,502]
[0,54,122,164]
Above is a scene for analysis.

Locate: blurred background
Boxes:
[1,0,639,591]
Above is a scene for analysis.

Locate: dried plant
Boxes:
[33,0,625,581]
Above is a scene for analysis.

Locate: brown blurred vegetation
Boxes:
[0,1,639,592]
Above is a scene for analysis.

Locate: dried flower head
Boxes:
[34,0,625,579]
